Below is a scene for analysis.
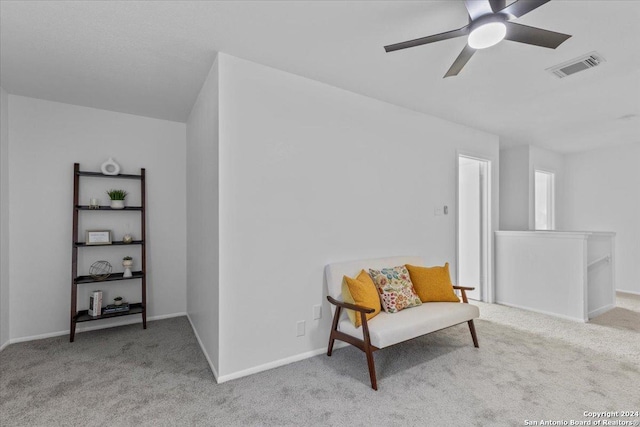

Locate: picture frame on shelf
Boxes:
[85,230,112,245]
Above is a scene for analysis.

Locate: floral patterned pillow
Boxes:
[368,266,422,313]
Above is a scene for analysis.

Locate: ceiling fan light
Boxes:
[468,22,506,49]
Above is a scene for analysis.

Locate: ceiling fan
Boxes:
[384,0,571,78]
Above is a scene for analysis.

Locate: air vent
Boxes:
[546,52,606,78]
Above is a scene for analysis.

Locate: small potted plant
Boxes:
[113,296,124,306]
[122,256,133,278]
[107,189,128,209]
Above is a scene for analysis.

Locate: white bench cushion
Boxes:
[338,302,479,349]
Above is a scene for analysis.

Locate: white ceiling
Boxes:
[1,0,639,153]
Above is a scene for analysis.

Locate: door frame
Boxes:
[456,152,492,303]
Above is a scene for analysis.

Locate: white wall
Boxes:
[499,146,529,230]
[564,143,640,294]
[0,87,9,349]
[217,54,499,378]
[499,145,565,230]
[186,57,220,376]
[7,95,187,340]
[495,231,590,321]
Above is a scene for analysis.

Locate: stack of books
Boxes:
[102,303,130,314]
[88,290,103,317]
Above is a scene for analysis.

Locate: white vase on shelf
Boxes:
[110,200,125,209]
[101,158,121,176]
[122,259,133,278]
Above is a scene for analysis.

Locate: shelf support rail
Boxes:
[588,254,610,269]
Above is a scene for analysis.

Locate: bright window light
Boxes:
[535,170,555,230]
[468,22,506,49]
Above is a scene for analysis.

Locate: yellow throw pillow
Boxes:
[405,263,460,303]
[341,270,381,328]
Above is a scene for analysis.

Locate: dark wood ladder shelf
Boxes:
[76,205,143,211]
[75,271,144,284]
[77,170,142,180]
[74,240,144,247]
[70,162,147,342]
[75,303,144,323]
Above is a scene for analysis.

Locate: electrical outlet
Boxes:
[296,320,305,337]
[313,304,322,320]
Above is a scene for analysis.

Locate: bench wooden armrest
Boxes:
[327,295,375,314]
[453,285,475,304]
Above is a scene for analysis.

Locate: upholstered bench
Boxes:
[325,256,479,390]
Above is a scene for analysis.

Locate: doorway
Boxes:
[534,170,555,230]
[457,155,490,301]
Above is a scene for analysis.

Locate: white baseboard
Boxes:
[182,314,348,384]
[5,312,187,346]
[588,304,615,319]
[8,330,69,344]
[186,314,220,382]
[216,341,348,384]
[0,339,9,352]
[145,312,188,321]
[495,300,587,322]
[617,289,640,296]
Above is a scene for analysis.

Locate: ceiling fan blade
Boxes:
[384,26,469,53]
[464,0,494,20]
[488,0,506,13]
[500,0,551,18]
[444,45,476,78]
[504,22,571,49]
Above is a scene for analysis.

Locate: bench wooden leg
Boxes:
[361,312,378,390]
[326,306,380,390]
[468,320,479,348]
[364,345,377,390]
[327,336,335,357]
[327,306,341,357]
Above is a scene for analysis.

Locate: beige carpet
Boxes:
[1,293,638,426]
[590,293,640,333]
[477,292,640,362]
